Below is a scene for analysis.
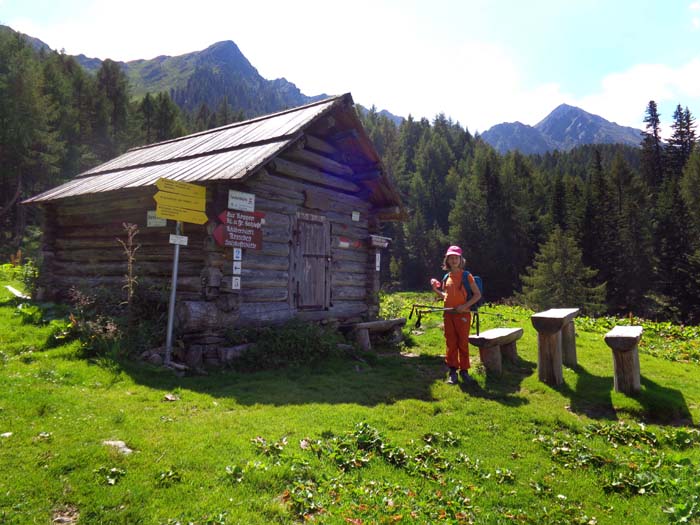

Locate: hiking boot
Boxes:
[446,368,459,385]
[460,370,476,385]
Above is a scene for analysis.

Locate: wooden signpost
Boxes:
[154,178,207,367]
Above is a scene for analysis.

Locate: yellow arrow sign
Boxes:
[156,178,206,199]
[156,204,208,225]
[154,191,205,211]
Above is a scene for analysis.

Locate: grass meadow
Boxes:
[1,280,699,524]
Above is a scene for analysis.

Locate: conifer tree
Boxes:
[640,100,664,189]
[518,227,605,315]
[139,93,155,143]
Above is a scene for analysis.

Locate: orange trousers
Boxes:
[444,312,471,370]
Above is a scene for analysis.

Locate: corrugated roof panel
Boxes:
[79,97,339,178]
[25,141,293,202]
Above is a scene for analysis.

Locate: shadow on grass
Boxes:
[556,365,692,426]
[120,347,537,408]
[460,357,536,407]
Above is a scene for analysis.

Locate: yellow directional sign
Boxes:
[156,178,205,199]
[155,204,208,225]
[154,191,205,211]
[154,178,207,224]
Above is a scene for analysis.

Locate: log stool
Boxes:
[352,318,407,351]
[469,327,523,376]
[604,325,643,395]
[531,308,580,385]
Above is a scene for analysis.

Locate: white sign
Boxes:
[231,276,241,290]
[233,248,242,261]
[169,234,188,246]
[352,211,360,222]
[375,252,381,271]
[232,261,242,275]
[147,210,167,227]
[228,190,255,212]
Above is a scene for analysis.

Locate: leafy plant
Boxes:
[156,467,183,487]
[94,466,126,485]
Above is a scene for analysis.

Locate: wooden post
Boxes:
[537,330,563,385]
[355,328,371,351]
[561,321,577,367]
[500,341,518,364]
[604,326,643,395]
[479,347,502,376]
[531,308,579,386]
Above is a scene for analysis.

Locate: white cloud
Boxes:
[690,1,700,10]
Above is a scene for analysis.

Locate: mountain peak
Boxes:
[482,105,641,154]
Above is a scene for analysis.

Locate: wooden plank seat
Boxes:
[604,325,643,395]
[531,308,580,385]
[351,318,407,351]
[469,327,523,376]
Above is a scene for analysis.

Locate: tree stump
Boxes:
[604,326,643,395]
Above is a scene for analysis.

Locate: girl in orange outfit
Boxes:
[431,245,482,385]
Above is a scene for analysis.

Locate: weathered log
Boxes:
[255,171,370,210]
[604,326,643,395]
[352,318,406,331]
[479,347,502,376]
[176,300,239,333]
[355,329,371,351]
[531,308,579,384]
[270,158,360,193]
[537,331,563,386]
[561,321,577,367]
[236,302,292,324]
[284,147,354,177]
[296,301,368,322]
[304,134,339,155]
[332,271,367,286]
[332,247,368,263]
[332,286,366,301]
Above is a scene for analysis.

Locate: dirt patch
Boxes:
[53,505,79,524]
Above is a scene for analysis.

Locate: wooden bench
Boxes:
[469,327,523,376]
[531,308,580,385]
[4,285,30,300]
[604,325,643,395]
[352,318,406,351]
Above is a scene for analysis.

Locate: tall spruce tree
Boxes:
[518,227,606,315]
[640,100,664,189]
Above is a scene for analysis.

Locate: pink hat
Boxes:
[445,245,462,257]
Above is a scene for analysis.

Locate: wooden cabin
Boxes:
[24,94,404,365]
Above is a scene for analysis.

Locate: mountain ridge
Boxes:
[2,24,642,153]
[482,103,642,154]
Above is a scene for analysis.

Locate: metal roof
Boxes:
[24,94,349,203]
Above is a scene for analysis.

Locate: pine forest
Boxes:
[2,31,699,324]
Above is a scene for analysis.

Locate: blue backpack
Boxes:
[442,270,484,312]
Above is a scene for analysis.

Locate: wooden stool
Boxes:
[531,308,579,385]
[352,318,407,351]
[469,327,523,376]
[604,326,643,395]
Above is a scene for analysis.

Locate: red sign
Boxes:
[213,210,265,250]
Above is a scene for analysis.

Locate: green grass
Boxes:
[1,285,699,524]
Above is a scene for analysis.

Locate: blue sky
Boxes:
[3,0,699,136]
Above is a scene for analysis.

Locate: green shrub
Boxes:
[232,319,345,371]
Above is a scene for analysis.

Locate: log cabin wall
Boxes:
[203,133,377,331]
[38,186,207,304]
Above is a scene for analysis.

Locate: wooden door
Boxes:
[295,213,330,310]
